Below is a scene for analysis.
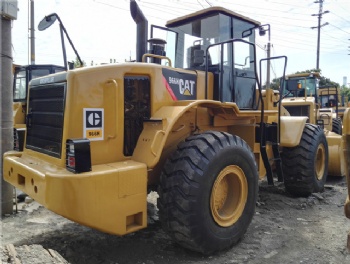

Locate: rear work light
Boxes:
[66,138,92,173]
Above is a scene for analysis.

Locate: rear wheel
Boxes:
[332,118,342,135]
[282,124,328,197]
[158,131,258,254]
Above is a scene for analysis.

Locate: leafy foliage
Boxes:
[270,77,280,90]
[268,69,345,98]
[340,85,350,103]
[293,69,350,102]
[72,56,86,68]
[294,69,340,88]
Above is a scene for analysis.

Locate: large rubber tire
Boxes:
[332,118,342,135]
[282,124,328,197]
[157,131,258,254]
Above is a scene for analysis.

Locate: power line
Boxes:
[140,1,196,12]
[204,0,212,7]
[197,0,205,9]
[219,0,311,10]
[94,0,129,12]
[328,23,350,34]
[330,12,350,25]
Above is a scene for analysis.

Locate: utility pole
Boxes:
[1,0,18,216]
[30,0,35,64]
[311,0,329,70]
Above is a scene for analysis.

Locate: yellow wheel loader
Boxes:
[4,0,350,254]
[344,109,350,223]
[281,72,348,177]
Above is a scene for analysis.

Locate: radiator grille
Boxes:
[26,83,66,158]
[284,105,310,119]
[124,76,150,156]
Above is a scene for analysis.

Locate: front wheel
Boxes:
[157,131,258,254]
[282,124,328,197]
[332,118,342,135]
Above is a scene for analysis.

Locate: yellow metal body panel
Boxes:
[279,116,307,147]
[282,97,317,124]
[345,197,350,219]
[3,151,147,235]
[318,108,333,132]
[338,107,348,119]
[260,88,279,112]
[13,102,25,128]
[132,99,281,170]
[342,108,350,218]
[325,131,346,176]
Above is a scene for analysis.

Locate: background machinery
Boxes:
[318,85,348,123]
[12,64,65,150]
[281,72,348,177]
[4,0,350,254]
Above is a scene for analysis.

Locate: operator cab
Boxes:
[150,6,261,109]
[13,64,65,102]
[318,86,338,108]
[282,73,320,102]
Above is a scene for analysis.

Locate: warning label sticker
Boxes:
[83,108,104,141]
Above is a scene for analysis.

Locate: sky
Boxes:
[10,0,350,86]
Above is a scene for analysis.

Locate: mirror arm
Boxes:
[56,15,84,67]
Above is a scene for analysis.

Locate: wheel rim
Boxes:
[315,143,326,180]
[210,165,248,227]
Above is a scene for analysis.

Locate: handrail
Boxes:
[142,54,172,67]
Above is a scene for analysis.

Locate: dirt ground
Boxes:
[1,177,350,264]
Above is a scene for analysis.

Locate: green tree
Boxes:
[270,77,280,90]
[72,56,86,68]
[295,69,340,88]
[340,85,350,103]
[268,69,341,92]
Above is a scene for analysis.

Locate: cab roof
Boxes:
[286,72,321,79]
[166,6,260,28]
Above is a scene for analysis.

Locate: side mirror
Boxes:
[38,13,57,31]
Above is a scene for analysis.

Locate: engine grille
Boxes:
[26,83,66,158]
[124,76,150,156]
[284,105,310,119]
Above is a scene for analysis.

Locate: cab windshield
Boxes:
[283,77,318,98]
[169,14,256,69]
[318,88,338,108]
[14,70,27,100]
[152,8,260,108]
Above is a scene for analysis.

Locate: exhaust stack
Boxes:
[130,0,148,62]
